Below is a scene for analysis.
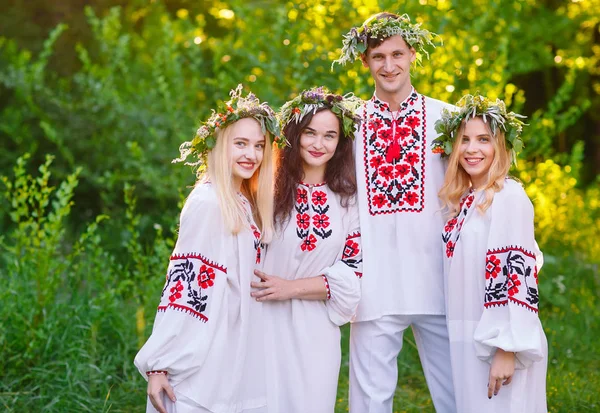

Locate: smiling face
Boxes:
[361,34,416,105]
[299,109,340,182]
[458,117,496,189]
[228,117,266,189]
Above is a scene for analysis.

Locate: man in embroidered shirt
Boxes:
[333,12,457,413]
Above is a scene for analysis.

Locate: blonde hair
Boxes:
[438,116,513,218]
[199,119,274,243]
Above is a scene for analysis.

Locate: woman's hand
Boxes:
[250,270,296,301]
[147,373,176,413]
[487,348,515,399]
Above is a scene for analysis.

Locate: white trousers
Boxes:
[349,314,456,413]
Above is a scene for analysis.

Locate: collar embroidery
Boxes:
[442,190,475,258]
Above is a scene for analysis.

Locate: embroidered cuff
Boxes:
[146,370,168,376]
[322,274,331,300]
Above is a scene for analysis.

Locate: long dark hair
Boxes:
[274,107,357,227]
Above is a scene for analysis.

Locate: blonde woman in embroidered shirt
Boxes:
[434,95,548,412]
[134,85,282,413]
[249,87,362,413]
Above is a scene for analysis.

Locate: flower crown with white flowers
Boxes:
[332,13,439,68]
[173,84,284,169]
[279,86,363,140]
[432,94,527,161]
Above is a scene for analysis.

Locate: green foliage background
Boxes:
[0,0,599,412]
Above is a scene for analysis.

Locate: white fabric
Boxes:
[350,89,456,412]
[353,89,454,320]
[349,315,456,413]
[146,392,267,413]
[443,179,548,412]
[135,183,266,413]
[261,182,362,413]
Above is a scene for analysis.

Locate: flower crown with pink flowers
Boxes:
[173,84,284,169]
[279,86,363,140]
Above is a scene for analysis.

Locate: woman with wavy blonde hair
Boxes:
[135,85,282,413]
[438,114,512,216]
[434,95,548,412]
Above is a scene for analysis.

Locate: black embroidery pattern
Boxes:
[362,91,427,215]
[442,191,475,258]
[158,253,227,322]
[295,185,333,252]
[484,246,539,313]
[342,231,363,278]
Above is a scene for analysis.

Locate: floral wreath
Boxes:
[173,84,284,168]
[332,13,439,67]
[432,94,527,160]
[279,86,363,139]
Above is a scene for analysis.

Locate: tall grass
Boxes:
[0,154,169,412]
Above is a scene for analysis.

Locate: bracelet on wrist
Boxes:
[146,370,168,376]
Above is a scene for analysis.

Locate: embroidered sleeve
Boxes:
[342,231,363,278]
[134,185,232,384]
[473,182,545,369]
[320,202,362,326]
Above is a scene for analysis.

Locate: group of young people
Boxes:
[134,11,549,413]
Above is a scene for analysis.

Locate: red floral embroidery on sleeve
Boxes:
[198,265,215,289]
[342,231,363,278]
[484,246,539,313]
[158,253,227,323]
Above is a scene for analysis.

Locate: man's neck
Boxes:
[375,85,413,112]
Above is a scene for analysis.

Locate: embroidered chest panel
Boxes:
[362,91,427,215]
[295,184,333,252]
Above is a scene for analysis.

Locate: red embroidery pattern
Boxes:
[238,193,263,263]
[295,185,332,252]
[342,231,363,278]
[484,246,539,313]
[158,253,227,322]
[362,90,427,215]
[146,370,168,376]
[442,191,475,258]
[322,274,331,300]
[250,224,263,264]
[301,234,317,252]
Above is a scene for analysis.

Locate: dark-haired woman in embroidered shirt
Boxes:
[250,87,362,413]
[435,95,548,412]
[134,85,282,413]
